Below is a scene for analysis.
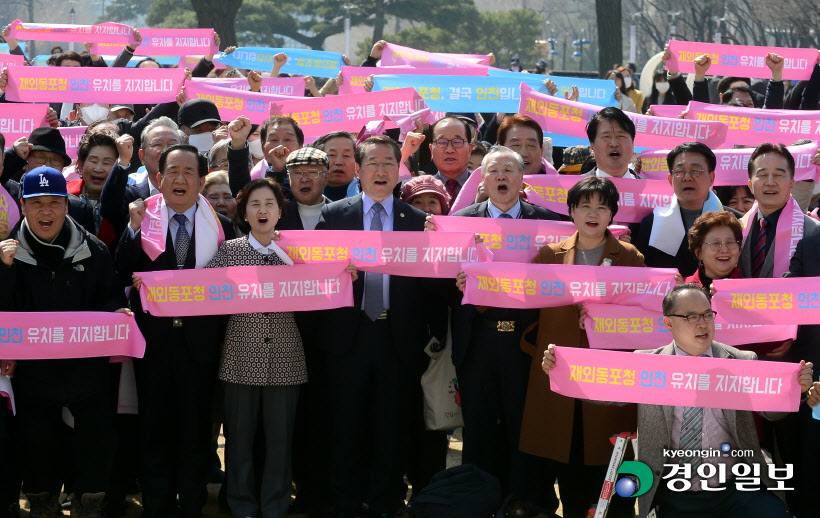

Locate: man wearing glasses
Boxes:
[278,147,330,231]
[541,283,813,518]
[633,142,730,277]
[429,116,473,205]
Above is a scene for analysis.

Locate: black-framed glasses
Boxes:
[667,310,717,325]
[703,240,740,251]
[434,138,466,149]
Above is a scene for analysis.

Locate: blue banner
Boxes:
[215,47,343,77]
[371,74,616,113]
[32,54,181,67]
[0,42,26,55]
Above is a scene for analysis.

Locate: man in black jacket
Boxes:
[0,166,127,518]
[115,145,236,518]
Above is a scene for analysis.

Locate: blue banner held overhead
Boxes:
[214,47,343,78]
[0,43,26,55]
[487,68,618,107]
[371,74,617,113]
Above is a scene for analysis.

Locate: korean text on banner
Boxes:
[381,43,490,69]
[8,19,138,45]
[0,104,50,144]
[549,346,800,412]
[90,27,218,56]
[215,47,343,77]
[184,81,299,124]
[59,126,87,160]
[461,262,676,310]
[0,53,24,69]
[712,277,820,325]
[138,262,354,317]
[338,65,488,95]
[191,77,306,97]
[4,66,187,104]
[665,39,817,81]
[486,68,618,106]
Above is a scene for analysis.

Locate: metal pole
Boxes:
[629,23,636,63]
[69,8,76,51]
[344,15,351,57]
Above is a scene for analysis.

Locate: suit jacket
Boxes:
[276,197,329,231]
[100,163,152,240]
[315,193,430,367]
[519,231,643,464]
[450,200,561,368]
[739,214,820,279]
[629,341,785,518]
[784,232,820,366]
[115,209,236,364]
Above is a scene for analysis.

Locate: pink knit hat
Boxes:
[400,175,450,214]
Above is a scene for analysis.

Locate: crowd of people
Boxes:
[1,18,820,518]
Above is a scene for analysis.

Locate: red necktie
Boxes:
[445,179,458,203]
[751,218,767,278]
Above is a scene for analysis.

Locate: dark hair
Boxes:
[662,283,711,316]
[52,51,84,67]
[687,211,743,257]
[77,132,117,163]
[431,116,472,143]
[471,141,489,156]
[159,144,208,178]
[716,76,751,97]
[585,107,635,143]
[566,176,619,223]
[721,85,753,105]
[85,119,120,138]
[604,69,628,95]
[313,131,356,150]
[714,185,753,206]
[261,117,304,147]
[235,178,287,223]
[136,57,161,68]
[355,135,402,166]
[579,156,597,175]
[0,133,4,151]
[497,114,543,149]
[666,142,717,173]
[51,46,64,55]
[748,143,795,179]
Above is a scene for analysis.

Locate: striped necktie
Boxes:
[173,213,190,269]
[751,218,767,278]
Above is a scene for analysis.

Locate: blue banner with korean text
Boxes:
[214,47,343,77]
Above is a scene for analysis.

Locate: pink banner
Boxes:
[4,66,187,104]
[90,27,218,56]
[0,183,21,240]
[0,312,145,360]
[138,262,353,317]
[338,65,488,95]
[712,277,820,325]
[520,84,728,149]
[381,43,490,69]
[639,142,820,184]
[0,103,49,145]
[0,53,24,69]
[684,101,820,148]
[277,230,491,278]
[583,303,797,350]
[8,19,138,45]
[666,39,817,81]
[192,77,306,97]
[549,345,801,412]
[269,87,427,137]
[461,262,676,310]
[431,216,628,263]
[649,104,684,118]
[59,126,86,160]
[178,55,226,70]
[184,81,298,124]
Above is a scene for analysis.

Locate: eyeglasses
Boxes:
[363,162,399,171]
[703,240,740,251]
[667,310,717,325]
[671,168,706,179]
[288,169,326,179]
[434,138,467,149]
[29,153,65,168]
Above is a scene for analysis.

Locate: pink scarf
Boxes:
[740,196,803,277]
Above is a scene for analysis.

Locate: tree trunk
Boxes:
[190,0,243,47]
[595,0,622,77]
[372,0,385,44]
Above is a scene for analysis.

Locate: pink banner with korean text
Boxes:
[0,312,145,360]
[649,104,684,118]
[276,230,491,278]
[59,126,87,160]
[184,80,299,124]
[430,216,628,263]
[0,103,49,144]
[0,53,24,69]
[269,87,427,138]
[192,77,306,97]
[583,303,797,350]
[549,345,801,412]
[4,66,187,104]
[90,27,218,56]
[639,142,820,184]
[684,101,820,148]
[712,277,820,325]
[8,19,138,45]
[381,43,492,69]
[338,65,489,95]
[519,83,728,149]
[665,39,817,81]
[461,263,677,310]
[138,262,353,317]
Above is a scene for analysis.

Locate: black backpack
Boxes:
[408,464,502,518]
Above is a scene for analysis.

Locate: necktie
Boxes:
[445,179,458,203]
[498,213,513,219]
[173,213,190,269]
[751,218,767,278]
[363,203,384,321]
[679,404,703,469]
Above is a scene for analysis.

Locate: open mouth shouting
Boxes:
[172,187,187,198]
[585,219,600,230]
[37,219,55,232]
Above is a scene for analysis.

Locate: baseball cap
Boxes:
[22,166,68,198]
[177,98,222,129]
[286,147,329,170]
[110,104,135,115]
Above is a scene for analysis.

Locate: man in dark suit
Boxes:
[316,136,429,518]
[115,144,236,518]
[444,145,561,501]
